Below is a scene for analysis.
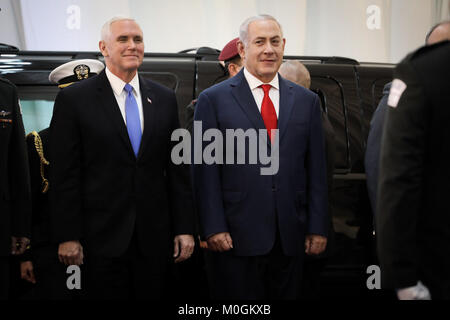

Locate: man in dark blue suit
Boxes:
[192,15,328,299]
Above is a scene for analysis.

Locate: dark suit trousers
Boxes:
[83,231,170,300]
[18,246,76,300]
[206,230,302,300]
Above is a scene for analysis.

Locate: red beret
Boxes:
[218,37,240,62]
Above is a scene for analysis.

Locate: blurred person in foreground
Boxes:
[18,59,103,299]
[377,38,450,300]
[365,20,450,217]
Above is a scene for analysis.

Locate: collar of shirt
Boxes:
[243,68,280,118]
[243,67,279,91]
[105,67,140,96]
[105,67,144,132]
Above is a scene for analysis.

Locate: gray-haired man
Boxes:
[49,16,194,299]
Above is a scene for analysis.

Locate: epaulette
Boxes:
[26,131,50,193]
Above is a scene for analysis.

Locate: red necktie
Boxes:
[260,84,277,142]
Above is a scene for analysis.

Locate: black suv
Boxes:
[0,45,394,298]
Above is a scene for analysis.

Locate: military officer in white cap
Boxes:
[49,59,105,88]
[18,59,104,299]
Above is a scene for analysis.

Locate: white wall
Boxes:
[390,0,433,63]
[1,0,447,62]
[14,0,307,54]
[17,0,130,51]
[131,0,307,55]
[304,0,392,62]
[0,0,23,48]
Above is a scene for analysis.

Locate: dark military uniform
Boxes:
[20,128,73,299]
[0,77,31,299]
[18,59,104,299]
[377,41,450,299]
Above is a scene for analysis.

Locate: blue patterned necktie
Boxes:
[124,83,142,157]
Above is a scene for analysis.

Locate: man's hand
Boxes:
[58,240,83,266]
[207,232,233,252]
[305,234,327,255]
[397,281,431,300]
[173,234,195,263]
[11,236,30,255]
[20,261,36,284]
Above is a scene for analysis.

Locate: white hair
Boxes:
[239,14,283,46]
[100,16,137,41]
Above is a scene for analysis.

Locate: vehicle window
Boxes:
[139,72,178,91]
[311,77,350,172]
[195,61,227,97]
[138,60,196,128]
[21,100,54,134]
[17,86,58,134]
[354,65,393,145]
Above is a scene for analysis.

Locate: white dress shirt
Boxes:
[105,67,144,132]
[243,68,280,118]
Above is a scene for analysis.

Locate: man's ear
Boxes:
[228,63,236,76]
[228,63,241,77]
[237,40,245,60]
[99,40,108,57]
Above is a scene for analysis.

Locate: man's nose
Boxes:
[127,39,137,49]
[263,43,275,54]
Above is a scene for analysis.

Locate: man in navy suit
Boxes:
[192,15,328,299]
[49,16,194,299]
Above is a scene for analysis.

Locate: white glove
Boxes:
[397,281,431,300]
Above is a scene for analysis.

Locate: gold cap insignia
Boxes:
[73,64,91,80]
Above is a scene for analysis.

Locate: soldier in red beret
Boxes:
[218,37,243,78]
[185,38,243,132]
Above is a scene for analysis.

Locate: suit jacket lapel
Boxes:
[230,70,268,145]
[137,76,157,160]
[277,76,295,144]
[96,71,135,157]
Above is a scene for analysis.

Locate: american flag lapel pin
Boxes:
[147,97,152,104]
